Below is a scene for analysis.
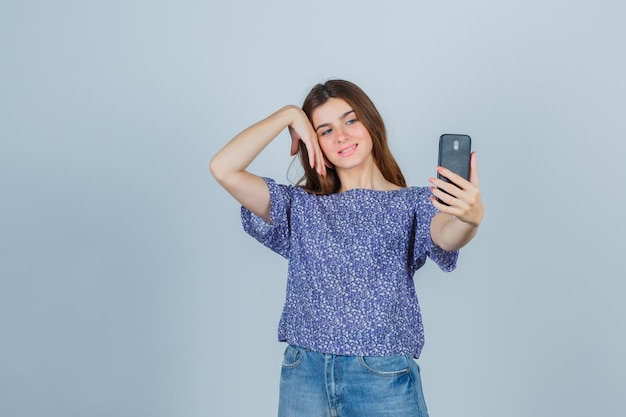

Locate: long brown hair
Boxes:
[296,80,406,194]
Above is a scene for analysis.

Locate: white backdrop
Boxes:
[1,1,625,416]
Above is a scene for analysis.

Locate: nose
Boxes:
[336,126,348,142]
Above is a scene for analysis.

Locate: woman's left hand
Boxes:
[430,151,484,227]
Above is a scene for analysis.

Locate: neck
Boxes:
[336,158,399,192]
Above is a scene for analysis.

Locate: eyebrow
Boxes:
[315,110,355,132]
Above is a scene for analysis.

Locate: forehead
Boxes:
[311,98,353,124]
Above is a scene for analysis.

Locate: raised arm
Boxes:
[209,105,326,222]
[429,152,484,251]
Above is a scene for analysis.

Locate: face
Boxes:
[311,98,374,171]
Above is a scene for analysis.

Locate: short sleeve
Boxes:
[241,177,292,258]
[413,187,458,272]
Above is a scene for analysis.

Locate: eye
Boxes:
[320,128,332,136]
[346,118,358,125]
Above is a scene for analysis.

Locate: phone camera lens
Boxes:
[453,139,460,151]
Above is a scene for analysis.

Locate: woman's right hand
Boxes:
[210,104,327,221]
[286,106,328,177]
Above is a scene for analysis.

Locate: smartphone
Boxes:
[437,134,471,203]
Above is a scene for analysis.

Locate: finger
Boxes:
[430,191,469,220]
[429,177,461,200]
[316,143,328,176]
[436,166,470,190]
[430,193,459,215]
[430,195,448,212]
[290,138,299,156]
[430,185,457,207]
[288,126,299,141]
[306,135,325,175]
[311,144,324,175]
[307,132,328,176]
[308,139,317,169]
[430,179,474,210]
[289,127,300,156]
[469,151,480,186]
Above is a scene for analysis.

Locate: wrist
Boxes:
[278,105,302,124]
[456,216,481,230]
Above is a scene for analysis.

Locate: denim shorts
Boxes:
[278,345,429,417]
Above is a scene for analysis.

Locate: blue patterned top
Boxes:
[241,177,458,357]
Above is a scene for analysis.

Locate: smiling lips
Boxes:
[338,143,358,157]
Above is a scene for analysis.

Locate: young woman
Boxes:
[210,80,484,417]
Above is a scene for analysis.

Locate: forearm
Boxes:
[209,105,298,183]
[431,213,479,252]
[429,153,484,251]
